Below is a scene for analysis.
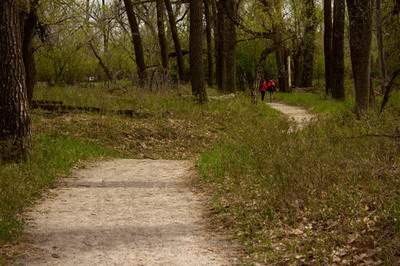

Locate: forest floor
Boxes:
[13,99,312,265]
[2,85,400,265]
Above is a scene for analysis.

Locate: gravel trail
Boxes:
[18,160,234,266]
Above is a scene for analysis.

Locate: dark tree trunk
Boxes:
[216,0,227,91]
[89,41,113,81]
[165,0,185,81]
[22,3,39,104]
[102,0,109,52]
[375,0,387,92]
[0,0,31,161]
[224,0,237,92]
[331,0,345,99]
[293,47,303,87]
[324,0,333,95]
[301,0,317,88]
[123,0,147,86]
[347,0,373,114]
[156,0,169,72]
[190,0,207,103]
[204,0,214,87]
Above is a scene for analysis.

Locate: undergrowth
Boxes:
[198,93,400,264]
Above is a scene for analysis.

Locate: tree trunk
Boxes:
[293,47,303,87]
[165,0,185,81]
[331,0,345,99]
[216,0,227,91]
[156,0,169,72]
[190,0,207,103]
[0,0,31,161]
[347,0,373,115]
[224,0,237,92]
[375,0,387,93]
[89,41,113,81]
[204,0,214,87]
[123,0,147,86]
[324,0,333,95]
[301,0,317,88]
[22,2,39,104]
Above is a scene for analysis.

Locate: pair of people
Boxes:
[259,79,276,102]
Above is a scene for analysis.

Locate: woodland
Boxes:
[1,0,400,264]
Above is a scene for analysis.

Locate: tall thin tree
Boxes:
[0,0,31,161]
[165,0,185,81]
[156,0,169,72]
[331,0,345,99]
[204,0,214,86]
[347,0,373,114]
[224,0,237,92]
[301,0,317,87]
[323,0,333,95]
[123,0,147,86]
[190,0,207,103]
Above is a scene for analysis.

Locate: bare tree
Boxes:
[0,0,31,161]
[123,0,147,86]
[331,0,345,99]
[204,0,214,86]
[324,0,333,95]
[156,0,169,72]
[347,0,373,114]
[301,0,317,87]
[190,0,207,103]
[165,0,185,81]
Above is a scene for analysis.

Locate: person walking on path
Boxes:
[266,79,277,102]
[259,79,268,101]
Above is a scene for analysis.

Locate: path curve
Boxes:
[267,102,314,129]
[18,160,234,265]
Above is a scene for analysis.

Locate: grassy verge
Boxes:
[0,134,118,261]
[274,91,353,114]
[198,94,400,264]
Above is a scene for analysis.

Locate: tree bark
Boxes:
[0,0,31,161]
[331,0,345,99]
[301,0,317,88]
[324,0,333,95]
[224,0,237,92]
[123,0,147,86]
[347,0,373,115]
[22,1,39,104]
[204,0,214,87]
[190,0,207,103]
[215,0,227,91]
[375,0,387,92]
[156,0,169,72]
[165,0,185,81]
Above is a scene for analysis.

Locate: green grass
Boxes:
[198,93,400,264]
[274,91,353,114]
[0,134,118,244]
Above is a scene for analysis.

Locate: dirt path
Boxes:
[18,160,234,265]
[266,102,315,129]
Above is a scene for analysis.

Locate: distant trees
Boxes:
[0,0,31,161]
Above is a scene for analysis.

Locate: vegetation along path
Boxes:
[267,102,315,129]
[18,160,234,265]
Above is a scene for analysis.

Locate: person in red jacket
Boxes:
[259,79,268,101]
[266,79,276,102]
